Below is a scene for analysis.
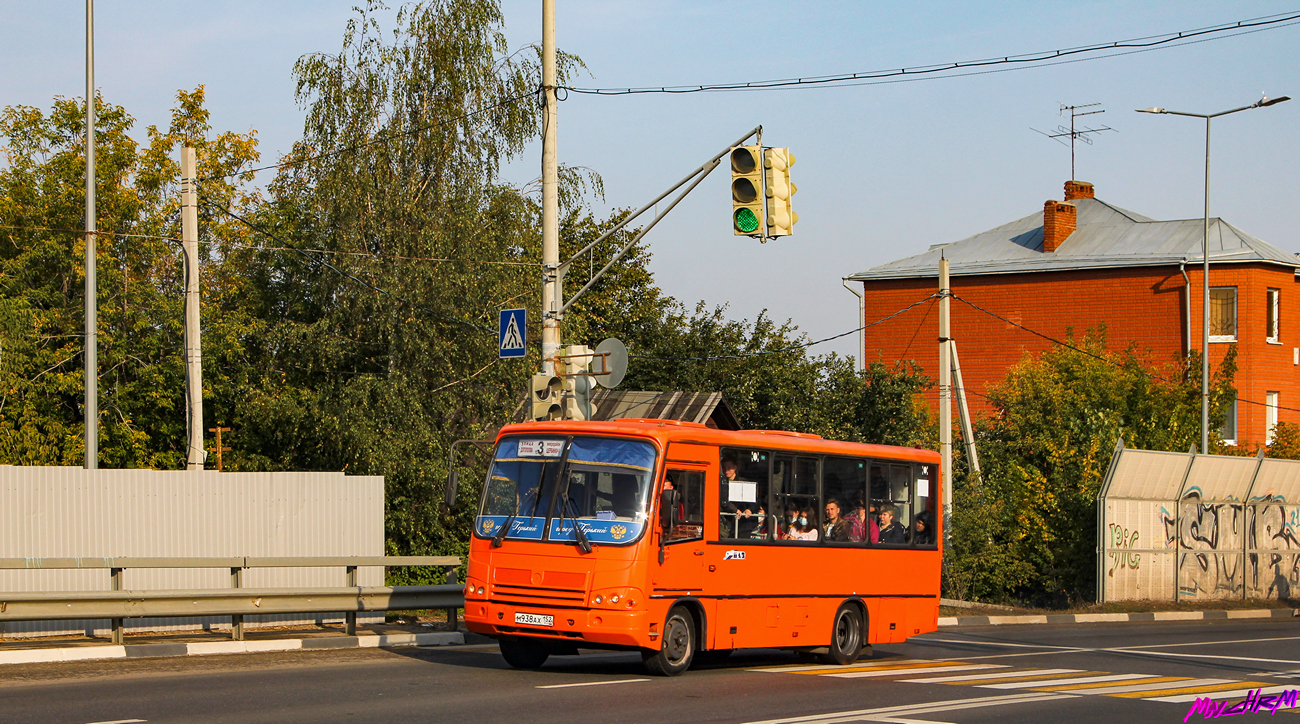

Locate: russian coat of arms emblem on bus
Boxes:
[611,525,627,540]
[479,519,496,535]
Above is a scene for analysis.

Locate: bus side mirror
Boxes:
[660,490,679,535]
[444,469,459,510]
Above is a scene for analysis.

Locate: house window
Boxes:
[1210,287,1237,342]
[1267,392,1280,445]
[1267,289,1281,343]
[1220,394,1238,445]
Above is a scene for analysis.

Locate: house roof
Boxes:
[847,196,1300,281]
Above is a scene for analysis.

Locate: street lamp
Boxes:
[1137,95,1291,454]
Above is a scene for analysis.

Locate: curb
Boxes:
[0,631,464,666]
[938,608,1300,627]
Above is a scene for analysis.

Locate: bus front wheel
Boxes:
[500,637,550,669]
[643,607,695,676]
[820,604,864,665]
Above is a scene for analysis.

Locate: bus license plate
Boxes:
[514,612,554,627]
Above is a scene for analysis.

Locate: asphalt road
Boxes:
[5,619,1300,723]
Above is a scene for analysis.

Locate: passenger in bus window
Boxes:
[845,498,868,542]
[823,498,851,542]
[784,509,818,541]
[913,510,934,545]
[878,504,906,544]
[720,456,755,538]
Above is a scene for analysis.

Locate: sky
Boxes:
[2,1,1297,362]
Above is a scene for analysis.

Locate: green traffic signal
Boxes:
[734,207,759,233]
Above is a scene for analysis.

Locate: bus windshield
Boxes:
[476,435,658,545]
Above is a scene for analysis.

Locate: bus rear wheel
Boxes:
[642,607,695,676]
[820,604,864,665]
[500,637,550,669]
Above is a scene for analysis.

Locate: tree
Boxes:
[0,87,259,468]
[944,328,1236,605]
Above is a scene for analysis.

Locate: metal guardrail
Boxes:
[0,556,464,644]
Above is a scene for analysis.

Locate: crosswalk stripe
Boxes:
[927,670,1107,686]
[901,668,1084,684]
[1108,681,1276,699]
[981,673,1155,690]
[799,661,995,676]
[1144,684,1298,704]
[1078,679,1235,696]
[748,659,934,673]
[1027,676,1189,693]
[825,664,1006,679]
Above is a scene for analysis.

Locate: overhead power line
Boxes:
[565,11,1300,95]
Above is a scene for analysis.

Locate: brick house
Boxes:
[846,180,1300,447]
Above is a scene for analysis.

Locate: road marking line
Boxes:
[798,661,986,676]
[1071,678,1233,695]
[535,679,651,689]
[825,664,1005,679]
[921,638,1081,651]
[1028,676,1192,693]
[738,692,1080,724]
[927,670,1107,686]
[1143,684,1298,703]
[980,673,1154,690]
[1114,634,1300,651]
[1122,649,1300,666]
[901,668,1083,683]
[1108,681,1276,699]
[82,720,147,724]
[748,659,934,672]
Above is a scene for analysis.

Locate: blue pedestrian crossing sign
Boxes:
[499,309,526,359]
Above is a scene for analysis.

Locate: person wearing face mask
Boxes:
[783,507,819,541]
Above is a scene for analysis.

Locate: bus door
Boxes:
[656,466,707,594]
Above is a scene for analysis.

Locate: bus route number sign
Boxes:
[518,440,564,457]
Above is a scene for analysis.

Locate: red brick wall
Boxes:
[859,263,1299,447]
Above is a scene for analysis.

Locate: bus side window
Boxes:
[823,456,867,544]
[888,465,912,543]
[665,470,704,543]
[913,463,937,547]
[720,448,769,540]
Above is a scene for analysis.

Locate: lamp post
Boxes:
[1137,95,1291,454]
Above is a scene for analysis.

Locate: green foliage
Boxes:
[0,87,259,468]
[944,329,1237,606]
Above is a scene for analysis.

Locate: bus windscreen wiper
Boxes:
[492,496,520,548]
[561,492,593,554]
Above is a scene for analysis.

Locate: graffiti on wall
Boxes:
[1108,523,1140,577]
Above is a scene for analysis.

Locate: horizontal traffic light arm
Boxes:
[555,125,762,315]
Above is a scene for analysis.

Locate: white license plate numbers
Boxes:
[514,612,554,627]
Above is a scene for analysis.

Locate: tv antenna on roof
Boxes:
[1032,103,1115,181]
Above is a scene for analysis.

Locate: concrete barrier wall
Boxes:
[0,466,384,638]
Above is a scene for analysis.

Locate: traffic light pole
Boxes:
[541,0,560,376]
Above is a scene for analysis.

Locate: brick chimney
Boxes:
[1064,180,1095,200]
[1043,200,1076,252]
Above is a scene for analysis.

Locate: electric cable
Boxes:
[566,12,1299,95]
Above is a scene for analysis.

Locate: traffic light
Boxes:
[731,146,765,236]
[530,372,562,421]
[562,345,592,421]
[764,148,798,237]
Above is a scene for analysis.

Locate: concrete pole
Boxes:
[540,0,560,375]
[950,341,981,481]
[181,147,204,470]
[1201,117,1211,455]
[939,257,953,549]
[83,0,97,470]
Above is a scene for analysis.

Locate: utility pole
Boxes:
[181,146,204,470]
[540,0,560,376]
[83,0,97,470]
[939,257,953,549]
[208,426,231,472]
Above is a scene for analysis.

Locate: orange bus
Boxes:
[461,419,941,675]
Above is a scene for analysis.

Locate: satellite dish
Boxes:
[593,338,628,389]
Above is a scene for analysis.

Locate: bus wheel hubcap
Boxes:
[665,618,689,662]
